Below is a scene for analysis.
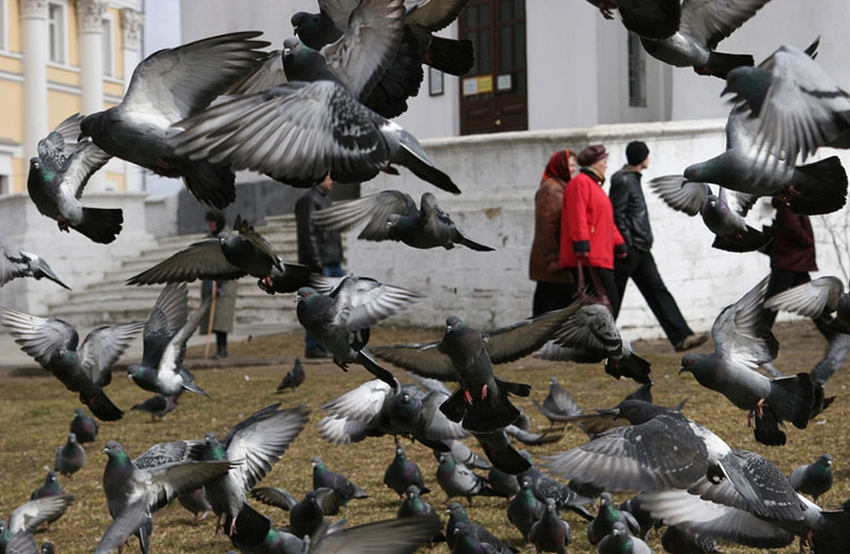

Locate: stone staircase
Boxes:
[47,215,303,337]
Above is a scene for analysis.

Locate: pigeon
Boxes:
[1,495,76,541]
[0,307,143,421]
[660,525,720,554]
[764,276,850,334]
[532,304,652,384]
[518,465,595,521]
[169,39,461,194]
[295,274,424,386]
[0,237,69,289]
[789,453,833,503]
[583,0,681,40]
[682,102,848,216]
[312,456,369,505]
[3,530,39,554]
[311,190,495,251]
[529,498,572,554]
[200,404,310,535]
[723,41,850,172]
[126,214,315,292]
[618,496,660,539]
[176,487,212,524]
[811,332,850,385]
[300,513,442,554]
[448,520,513,554]
[250,486,342,539]
[79,32,270,209]
[532,377,584,429]
[130,394,179,422]
[223,501,306,554]
[126,283,210,398]
[28,472,69,530]
[69,407,98,443]
[277,358,306,392]
[98,439,235,554]
[25,113,118,243]
[445,502,512,552]
[638,0,773,79]
[587,493,642,545]
[54,433,86,478]
[397,484,435,520]
[436,452,503,503]
[507,476,544,544]
[372,304,584,433]
[597,521,654,554]
[649,177,771,252]
[383,442,429,497]
[678,276,817,445]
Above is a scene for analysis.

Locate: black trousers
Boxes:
[570,265,619,314]
[613,249,692,346]
[532,281,578,317]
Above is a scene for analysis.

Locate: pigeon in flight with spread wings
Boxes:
[0,236,69,289]
[583,0,681,40]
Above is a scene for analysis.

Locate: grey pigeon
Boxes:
[170,38,461,194]
[311,190,494,251]
[26,113,117,243]
[724,40,850,171]
[0,237,69,289]
[79,32,270,209]
[529,498,571,554]
[200,404,310,535]
[533,377,584,429]
[436,453,503,503]
[69,407,98,443]
[248,486,341,539]
[618,496,659,539]
[295,274,424,386]
[127,283,210,398]
[0,307,143,421]
[54,433,85,478]
[1,495,76,541]
[312,456,369,505]
[4,531,38,554]
[176,487,211,524]
[507,476,544,544]
[130,394,179,422]
[583,0,681,40]
[587,493,642,545]
[789,453,833,503]
[97,439,235,554]
[28,471,69,530]
[127,215,315,292]
[660,525,720,554]
[679,276,817,445]
[519,465,595,521]
[764,276,850,335]
[445,502,511,552]
[638,0,772,78]
[597,521,653,554]
[384,442,429,497]
[650,177,771,252]
[372,304,584,433]
[277,358,306,392]
[811,333,850,385]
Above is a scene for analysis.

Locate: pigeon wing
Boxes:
[78,321,145,385]
[141,283,189,367]
[248,486,299,510]
[126,238,245,285]
[311,190,416,240]
[321,378,395,422]
[371,341,457,380]
[650,176,708,216]
[763,276,844,317]
[712,276,777,368]
[483,302,584,364]
[333,276,425,332]
[307,515,441,554]
[680,0,772,50]
[8,495,75,534]
[0,308,77,367]
[404,0,469,32]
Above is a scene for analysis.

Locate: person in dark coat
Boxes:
[530,149,577,316]
[295,174,345,358]
[200,210,238,359]
[609,141,707,352]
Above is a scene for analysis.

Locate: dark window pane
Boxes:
[480,3,490,25]
[466,30,479,73]
[515,0,525,19]
[514,24,525,68]
[479,30,491,72]
[500,26,512,69]
[467,5,477,27]
[500,0,511,20]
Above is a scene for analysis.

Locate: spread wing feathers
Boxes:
[483,302,584,364]
[404,0,470,31]
[37,113,112,200]
[681,0,772,50]
[248,486,299,510]
[223,405,310,493]
[371,340,455,380]
[78,321,146,382]
[421,389,471,440]
[126,238,245,285]
[317,275,425,332]
[233,215,284,273]
[712,275,777,368]
[8,495,76,534]
[225,50,288,95]
[123,31,270,121]
[94,501,150,554]
[543,414,708,491]
[171,81,390,187]
[157,295,212,378]
[132,440,206,469]
[321,378,396,422]
[141,283,189,367]
[311,190,417,239]
[0,308,78,366]
[549,304,623,358]
[763,276,845,317]
[317,414,371,444]
[306,514,441,554]
[6,531,39,554]
[650,176,708,216]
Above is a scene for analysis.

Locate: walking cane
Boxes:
[204,281,218,359]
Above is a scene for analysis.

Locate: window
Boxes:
[48,2,66,63]
[0,0,6,51]
[102,17,113,76]
[628,32,646,108]
[0,174,9,196]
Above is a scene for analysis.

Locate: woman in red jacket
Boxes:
[560,145,626,310]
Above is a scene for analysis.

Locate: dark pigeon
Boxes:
[249,486,340,539]
[69,408,98,444]
[130,394,179,422]
[79,32,270,209]
[26,113,117,243]
[789,453,833,503]
[0,307,143,421]
[587,493,642,546]
[597,521,653,554]
[445,502,512,553]
[0,237,69,289]
[661,525,721,554]
[384,442,428,497]
[54,433,85,479]
[28,471,69,530]
[277,358,306,392]
[618,496,660,539]
[303,513,441,554]
[529,498,571,554]
[436,453,503,503]
[583,0,681,40]
[312,456,369,505]
[223,501,304,554]
[518,466,595,521]
[311,190,494,251]
[397,484,445,545]
[176,487,211,524]
[507,476,544,544]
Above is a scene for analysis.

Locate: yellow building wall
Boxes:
[11,157,25,194]
[0,80,22,143]
[6,0,20,53]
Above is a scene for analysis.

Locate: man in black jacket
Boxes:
[609,141,707,352]
[295,173,345,358]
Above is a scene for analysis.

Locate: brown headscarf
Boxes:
[541,149,575,183]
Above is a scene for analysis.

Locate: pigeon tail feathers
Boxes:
[706,52,754,79]
[785,156,848,215]
[75,207,123,244]
[84,390,124,422]
[767,372,815,430]
[181,160,236,210]
[423,36,474,76]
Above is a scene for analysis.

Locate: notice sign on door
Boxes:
[462,75,494,96]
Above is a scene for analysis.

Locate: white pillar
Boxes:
[19,0,49,164]
[76,0,107,191]
[120,8,144,192]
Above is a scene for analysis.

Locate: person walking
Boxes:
[199,210,238,359]
[295,174,345,359]
[530,149,578,316]
[609,141,707,352]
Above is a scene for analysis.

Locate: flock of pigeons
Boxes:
[3,0,850,553]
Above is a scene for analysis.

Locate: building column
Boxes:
[120,8,144,192]
[77,0,108,191]
[19,0,49,164]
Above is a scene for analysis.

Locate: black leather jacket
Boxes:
[295,186,344,267]
[609,166,653,251]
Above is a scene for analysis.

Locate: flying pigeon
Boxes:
[587,493,642,546]
[529,498,572,554]
[54,433,86,479]
[0,237,69,289]
[764,276,850,334]
[384,442,429,497]
[1,495,76,540]
[597,521,654,554]
[220,501,305,554]
[0,307,144,421]
[295,274,424,386]
[176,487,211,524]
[69,407,98,444]
[130,394,179,422]
[638,0,773,78]
[200,403,310,535]
[649,177,772,252]
[79,32,270,209]
[26,113,118,243]
[436,453,503,503]
[678,276,818,445]
[311,190,494,251]
[811,333,850,385]
[169,39,461,194]
[507,476,544,544]
[789,453,833,503]
[312,456,369,506]
[372,304,583,433]
[296,513,442,554]
[126,283,211,398]
[583,0,681,40]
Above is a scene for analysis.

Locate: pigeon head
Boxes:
[406,484,421,498]
[612,399,668,425]
[102,440,127,460]
[520,475,533,489]
[390,391,422,426]
[290,11,341,50]
[203,433,226,461]
[679,352,709,375]
[311,456,324,469]
[723,66,772,116]
[282,38,338,84]
[549,377,560,386]
[446,502,467,519]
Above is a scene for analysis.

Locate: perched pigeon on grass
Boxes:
[661,525,720,554]
[384,442,428,497]
[69,408,98,444]
[587,493,642,546]
[507,476,544,544]
[0,307,144,421]
[176,487,211,524]
[277,358,306,392]
[130,395,179,422]
[54,433,85,478]
[0,237,69,289]
[312,456,369,505]
[26,113,117,243]
[529,498,572,554]
[436,453,503,503]
[789,453,833,503]
[445,502,510,552]
[249,486,341,538]
[597,521,653,554]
